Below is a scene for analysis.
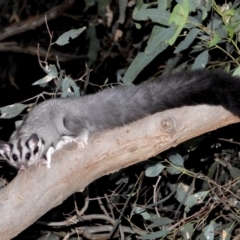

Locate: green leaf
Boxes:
[229,166,240,179]
[65,76,80,97]
[184,191,209,212]
[224,25,235,39]
[175,183,189,203]
[118,0,128,24]
[186,16,201,28]
[83,0,95,12]
[32,75,55,85]
[0,103,28,119]
[45,64,58,76]
[56,27,86,46]
[233,66,240,76]
[139,229,171,239]
[123,42,167,83]
[207,19,222,31]
[145,25,176,55]
[220,223,236,240]
[148,217,173,228]
[192,50,209,69]
[157,0,168,10]
[134,206,151,220]
[231,11,240,32]
[60,77,80,98]
[203,221,215,240]
[199,6,208,20]
[145,163,165,177]
[87,25,100,66]
[98,0,111,19]
[167,166,181,175]
[133,8,170,26]
[134,0,149,12]
[223,8,236,19]
[175,28,200,53]
[180,223,194,240]
[32,64,58,85]
[167,151,184,167]
[167,0,190,45]
[169,0,190,26]
[167,24,184,46]
[209,33,222,48]
[206,0,212,12]
[188,0,197,12]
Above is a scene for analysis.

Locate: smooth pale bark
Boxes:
[0,105,239,240]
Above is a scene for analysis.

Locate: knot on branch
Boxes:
[161,117,176,134]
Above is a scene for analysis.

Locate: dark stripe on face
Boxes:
[33,146,39,155]
[2,153,10,161]
[9,143,13,150]
[17,139,23,159]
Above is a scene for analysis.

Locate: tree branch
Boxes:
[0,0,76,41]
[0,105,239,239]
[0,42,87,62]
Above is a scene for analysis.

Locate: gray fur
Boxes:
[1,69,240,169]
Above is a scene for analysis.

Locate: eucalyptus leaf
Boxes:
[133,8,170,26]
[192,50,209,69]
[148,217,173,228]
[60,77,80,98]
[199,6,208,20]
[134,206,151,220]
[83,0,95,12]
[32,75,55,85]
[56,27,86,46]
[203,221,215,240]
[233,66,240,76]
[65,76,80,97]
[145,25,176,55]
[186,16,201,28]
[167,24,184,46]
[118,0,128,23]
[167,0,190,45]
[209,33,222,48]
[229,166,240,179]
[145,163,165,177]
[123,42,167,83]
[157,0,168,10]
[0,103,28,119]
[139,229,171,239]
[207,19,222,31]
[98,0,111,19]
[167,166,181,175]
[37,232,62,240]
[45,64,58,77]
[167,151,184,167]
[180,223,194,240]
[175,28,200,53]
[87,25,100,66]
[185,191,209,212]
[175,183,189,203]
[231,11,240,32]
[169,0,189,26]
[220,223,236,240]
[202,162,217,190]
[206,0,212,12]
[196,233,208,240]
